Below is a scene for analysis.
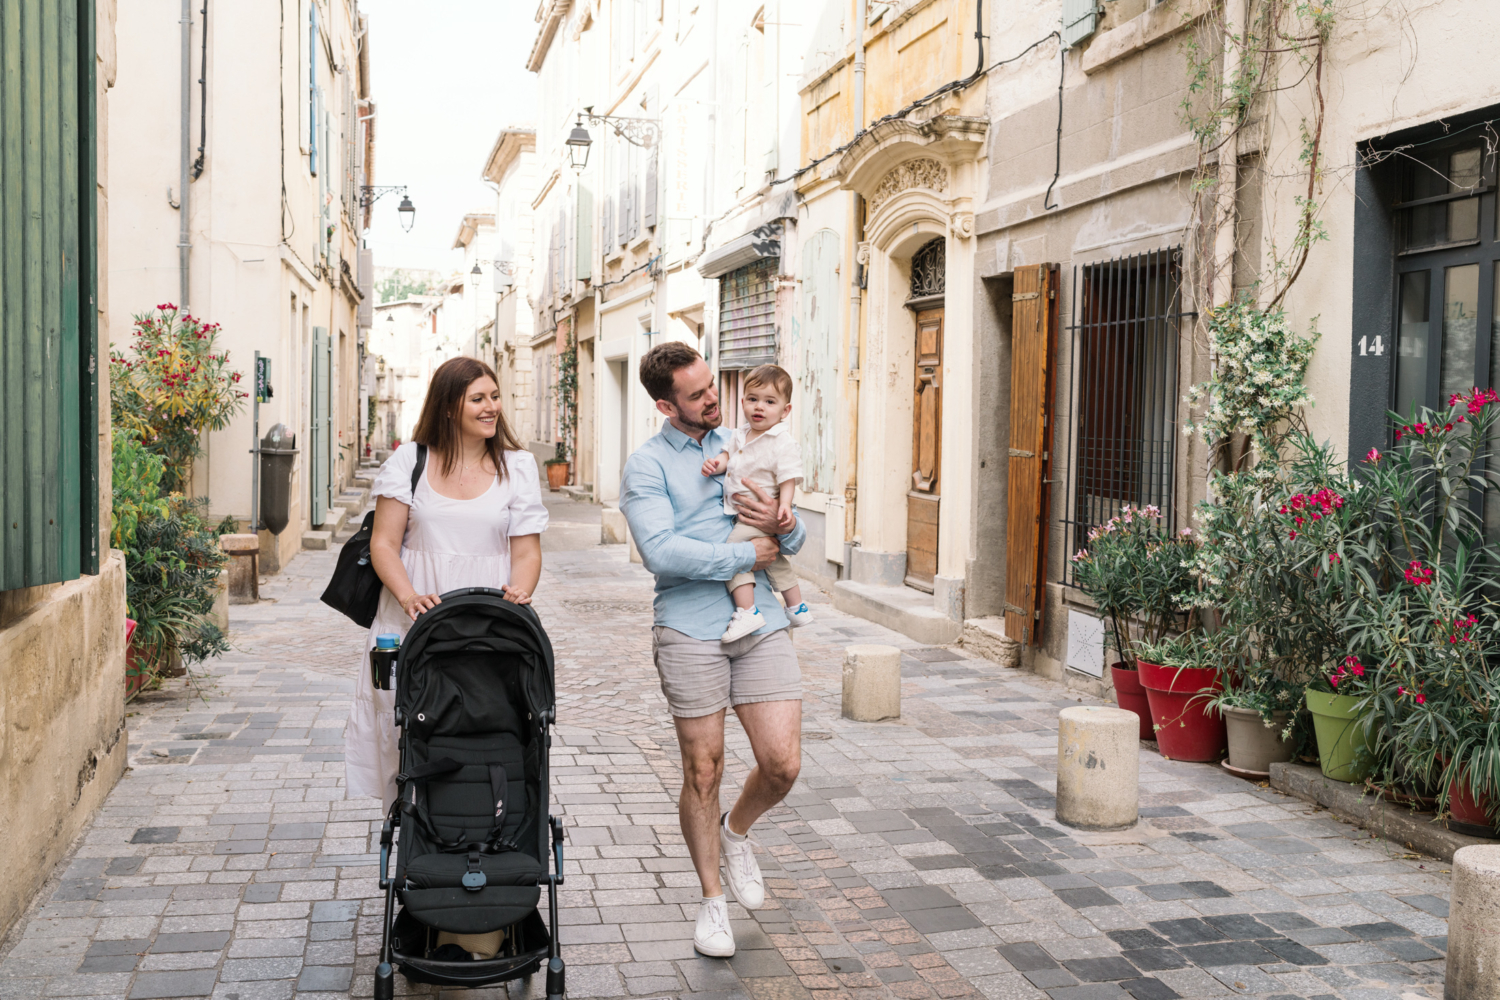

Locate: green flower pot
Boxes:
[1304,688,1373,782]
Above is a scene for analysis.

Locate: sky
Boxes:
[359,0,538,275]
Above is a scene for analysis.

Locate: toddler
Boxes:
[700,364,813,641]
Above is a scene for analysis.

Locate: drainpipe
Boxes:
[703,0,718,363]
[843,0,867,569]
[1212,0,1247,311]
[178,0,193,309]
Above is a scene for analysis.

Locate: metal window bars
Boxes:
[1060,246,1190,587]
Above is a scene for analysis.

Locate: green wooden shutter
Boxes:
[312,326,329,525]
[1,0,98,591]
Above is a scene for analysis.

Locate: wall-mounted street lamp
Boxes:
[565,106,662,171]
[360,185,416,232]
[468,259,516,292]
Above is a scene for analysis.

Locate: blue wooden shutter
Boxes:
[1,0,98,590]
[311,326,330,525]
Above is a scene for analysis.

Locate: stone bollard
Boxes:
[1055,706,1139,831]
[220,533,261,604]
[842,645,901,722]
[1446,844,1500,999]
[601,507,628,545]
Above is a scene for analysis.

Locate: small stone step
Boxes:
[302,530,333,550]
[561,484,594,502]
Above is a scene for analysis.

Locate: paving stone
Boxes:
[1,516,1455,1000]
[126,970,218,998]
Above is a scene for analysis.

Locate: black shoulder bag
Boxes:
[320,444,427,628]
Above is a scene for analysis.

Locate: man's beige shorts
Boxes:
[726,520,799,593]
[651,625,802,718]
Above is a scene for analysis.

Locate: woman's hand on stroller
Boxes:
[400,591,442,620]
[501,584,532,605]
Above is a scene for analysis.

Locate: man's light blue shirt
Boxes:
[620,420,806,641]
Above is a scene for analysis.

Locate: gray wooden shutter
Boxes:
[620,176,633,245]
[1061,0,1097,47]
[643,150,658,229]
[1,0,99,588]
[576,183,593,280]
[601,194,615,253]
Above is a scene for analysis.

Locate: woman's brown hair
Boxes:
[411,356,523,479]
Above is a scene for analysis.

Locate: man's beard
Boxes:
[675,401,722,432]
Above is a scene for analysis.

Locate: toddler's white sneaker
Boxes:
[786,602,813,628]
[721,606,762,642]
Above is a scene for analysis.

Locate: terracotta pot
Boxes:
[1110,664,1155,740]
[1223,706,1294,775]
[545,461,569,491]
[1447,767,1499,837]
[1138,660,1226,762]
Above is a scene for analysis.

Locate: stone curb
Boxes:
[1270,761,1492,861]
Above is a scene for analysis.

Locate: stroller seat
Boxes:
[374,589,566,1000]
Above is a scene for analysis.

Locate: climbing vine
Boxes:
[1180,0,1335,310]
[555,323,579,464]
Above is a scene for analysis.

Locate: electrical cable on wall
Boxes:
[1042,40,1065,211]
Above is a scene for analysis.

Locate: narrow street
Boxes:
[0,496,1453,1000]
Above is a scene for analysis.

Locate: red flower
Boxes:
[1416,694,1426,705]
[1404,560,1434,586]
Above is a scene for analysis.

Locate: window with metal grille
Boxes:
[718,257,778,370]
[1060,247,1188,587]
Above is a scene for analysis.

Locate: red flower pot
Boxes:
[1110,664,1155,741]
[1448,770,1498,836]
[1138,660,1226,762]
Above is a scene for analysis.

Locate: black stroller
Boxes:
[374,588,566,1000]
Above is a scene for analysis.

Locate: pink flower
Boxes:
[1289,530,1298,540]
[1414,422,1429,435]
[1398,686,1406,696]
[1366,447,1381,463]
[1404,560,1434,586]
[1329,553,1341,564]
[1416,694,1426,705]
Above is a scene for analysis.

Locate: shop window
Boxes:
[1061,247,1188,586]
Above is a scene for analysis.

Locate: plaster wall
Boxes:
[107,0,366,562]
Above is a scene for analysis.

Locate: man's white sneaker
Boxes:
[721,606,762,642]
[720,814,766,910]
[693,896,736,957]
[786,602,813,628]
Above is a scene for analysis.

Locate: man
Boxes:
[620,341,805,958]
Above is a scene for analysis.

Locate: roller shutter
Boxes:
[717,257,778,371]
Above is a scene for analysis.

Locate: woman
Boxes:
[346,356,548,807]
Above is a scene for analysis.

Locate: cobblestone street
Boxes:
[0,496,1455,1000]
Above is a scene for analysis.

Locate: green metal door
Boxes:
[0,0,99,590]
[311,326,330,525]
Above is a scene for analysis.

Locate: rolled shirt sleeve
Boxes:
[621,452,757,582]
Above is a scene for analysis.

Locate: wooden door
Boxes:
[906,307,943,589]
[1004,265,1059,644]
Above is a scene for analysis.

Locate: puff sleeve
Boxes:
[506,450,550,536]
[370,441,421,506]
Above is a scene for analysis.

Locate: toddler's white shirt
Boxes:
[722,422,804,515]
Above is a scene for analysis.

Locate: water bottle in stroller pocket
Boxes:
[371,634,400,690]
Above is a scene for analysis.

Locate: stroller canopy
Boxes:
[397,589,555,741]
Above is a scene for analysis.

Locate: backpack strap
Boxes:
[410,443,427,495]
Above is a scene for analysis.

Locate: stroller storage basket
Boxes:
[374,589,566,1000]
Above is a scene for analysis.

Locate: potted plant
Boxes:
[1071,504,1194,740]
[544,441,570,492]
[1134,633,1227,762]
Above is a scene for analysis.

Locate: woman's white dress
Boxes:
[345,442,549,808]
